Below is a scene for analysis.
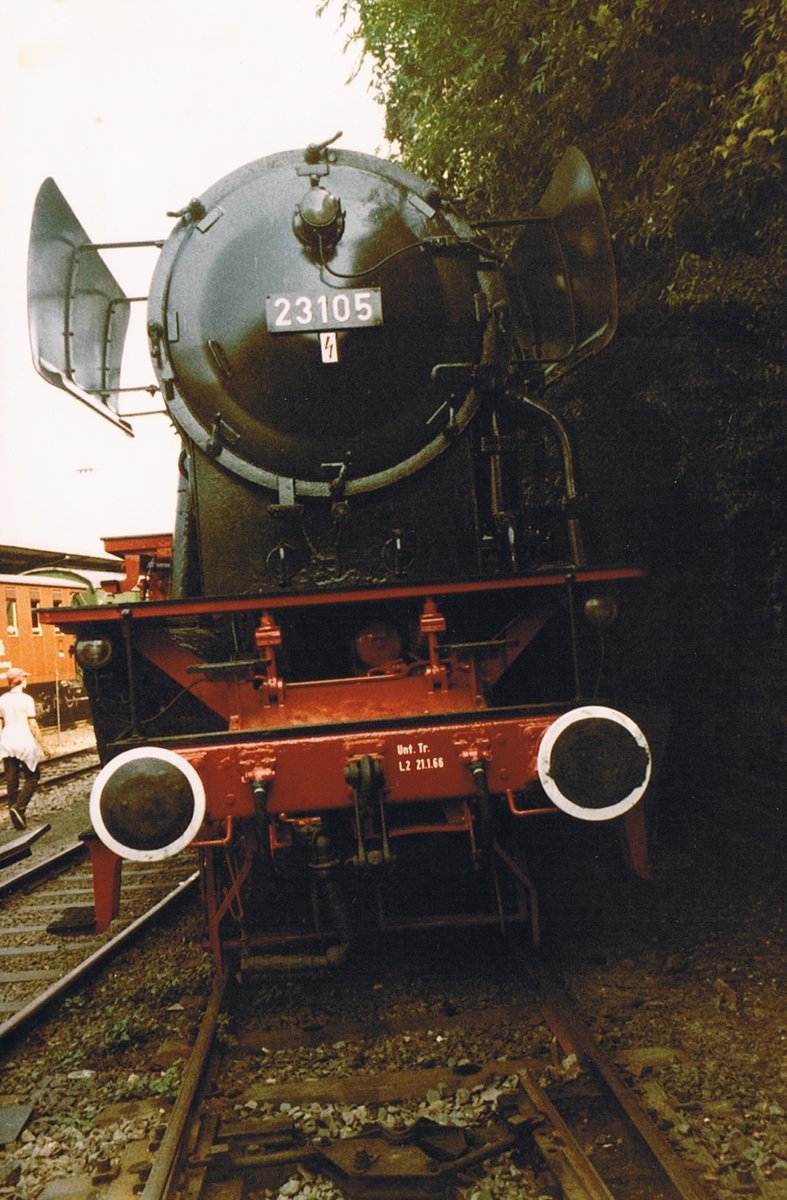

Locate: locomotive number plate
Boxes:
[266,288,383,332]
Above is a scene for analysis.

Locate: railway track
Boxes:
[0,745,99,803]
[0,844,199,1048]
[111,933,713,1200]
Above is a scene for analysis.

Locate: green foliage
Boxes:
[127,959,212,1007]
[324,0,785,322]
[108,1064,183,1102]
[215,1011,237,1047]
[97,1013,160,1053]
[327,0,784,550]
[56,1045,88,1072]
[322,0,785,803]
[149,1063,183,1098]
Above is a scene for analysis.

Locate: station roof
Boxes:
[0,543,122,576]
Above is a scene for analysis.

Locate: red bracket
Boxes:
[255,612,285,704]
[419,599,449,690]
[80,832,122,933]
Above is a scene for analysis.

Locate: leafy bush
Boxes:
[323,0,785,808]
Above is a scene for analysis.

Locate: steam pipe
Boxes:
[470,759,493,863]
[514,392,585,567]
[119,608,139,737]
[243,825,352,972]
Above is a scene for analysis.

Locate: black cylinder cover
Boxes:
[148,148,502,497]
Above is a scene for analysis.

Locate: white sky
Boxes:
[0,0,386,557]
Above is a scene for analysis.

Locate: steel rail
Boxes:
[518,1066,616,1200]
[140,968,228,1200]
[115,934,715,1200]
[1,762,97,804]
[40,763,99,788]
[0,840,86,897]
[132,953,716,1200]
[520,950,712,1200]
[0,871,199,1050]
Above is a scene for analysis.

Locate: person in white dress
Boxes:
[0,667,48,829]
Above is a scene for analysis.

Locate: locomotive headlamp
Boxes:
[354,621,403,670]
[75,637,113,670]
[583,596,620,628]
[90,746,206,862]
[538,706,651,822]
[293,185,345,251]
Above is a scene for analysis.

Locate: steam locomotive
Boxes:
[30,135,654,967]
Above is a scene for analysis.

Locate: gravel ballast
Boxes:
[0,767,783,1199]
